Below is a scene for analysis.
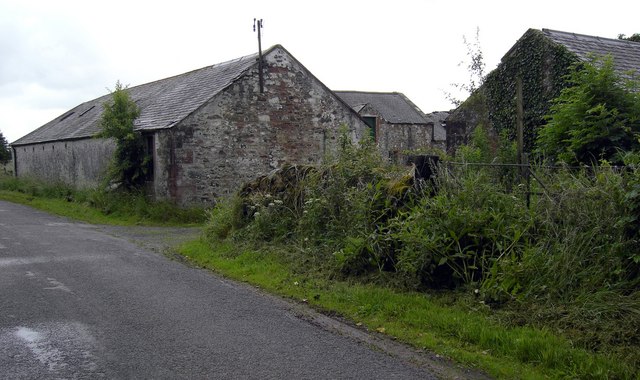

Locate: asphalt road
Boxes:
[0,200,448,379]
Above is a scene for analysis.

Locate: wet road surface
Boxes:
[0,201,446,379]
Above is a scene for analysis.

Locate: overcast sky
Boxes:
[1,0,638,143]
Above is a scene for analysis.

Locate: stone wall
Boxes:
[153,46,368,205]
[13,138,114,188]
[378,121,433,161]
[356,104,434,161]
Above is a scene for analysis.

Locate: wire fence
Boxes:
[432,159,634,208]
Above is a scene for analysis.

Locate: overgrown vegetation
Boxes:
[0,175,205,226]
[484,30,578,152]
[96,81,150,190]
[197,127,639,378]
[537,55,640,165]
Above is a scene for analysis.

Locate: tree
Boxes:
[536,55,640,165]
[618,33,640,42]
[0,131,11,166]
[446,27,486,107]
[96,81,150,190]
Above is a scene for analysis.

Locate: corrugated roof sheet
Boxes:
[543,29,640,76]
[334,91,430,124]
[13,50,261,145]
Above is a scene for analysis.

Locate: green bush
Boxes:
[537,55,640,165]
[95,81,151,190]
[393,167,531,289]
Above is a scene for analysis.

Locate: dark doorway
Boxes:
[362,116,376,141]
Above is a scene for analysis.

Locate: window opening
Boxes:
[362,116,376,141]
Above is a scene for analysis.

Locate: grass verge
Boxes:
[0,189,136,225]
[178,239,634,379]
[0,176,205,226]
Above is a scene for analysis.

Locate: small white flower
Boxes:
[254,212,261,217]
[268,202,275,207]
[274,199,283,205]
[293,281,299,286]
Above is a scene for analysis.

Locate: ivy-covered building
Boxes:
[446,28,640,153]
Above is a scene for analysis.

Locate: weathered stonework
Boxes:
[12,138,114,188]
[12,45,368,205]
[334,92,444,162]
[152,47,367,205]
[357,104,434,160]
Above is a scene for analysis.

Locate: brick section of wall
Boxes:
[13,138,114,188]
[153,46,368,205]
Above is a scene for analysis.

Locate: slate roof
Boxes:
[542,29,640,76]
[424,111,449,141]
[334,91,430,124]
[13,48,265,146]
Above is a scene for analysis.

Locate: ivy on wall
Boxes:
[448,29,578,153]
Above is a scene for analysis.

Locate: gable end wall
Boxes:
[153,47,368,205]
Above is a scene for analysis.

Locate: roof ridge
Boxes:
[334,90,401,95]
[542,28,640,46]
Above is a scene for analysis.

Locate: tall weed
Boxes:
[393,168,531,289]
[203,132,639,370]
[485,166,640,363]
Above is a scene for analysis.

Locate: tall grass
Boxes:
[485,165,640,364]
[203,133,639,377]
[0,175,206,226]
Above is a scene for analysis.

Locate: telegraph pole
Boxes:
[516,77,524,167]
[253,18,264,93]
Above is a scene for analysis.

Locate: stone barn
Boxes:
[11,45,369,205]
[335,91,447,160]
